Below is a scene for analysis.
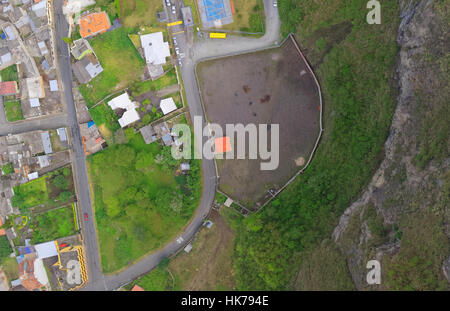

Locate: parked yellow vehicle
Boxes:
[209,32,227,39]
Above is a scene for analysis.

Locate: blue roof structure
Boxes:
[88,121,95,128]
[203,0,227,22]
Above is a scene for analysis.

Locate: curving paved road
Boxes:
[51,0,280,291]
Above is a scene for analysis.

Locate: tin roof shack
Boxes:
[72,53,103,84]
[79,122,106,155]
[0,47,14,68]
[29,0,49,29]
[180,162,190,172]
[139,124,157,144]
[24,27,55,70]
[0,130,70,189]
[20,73,64,118]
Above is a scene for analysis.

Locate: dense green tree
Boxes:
[52,175,69,190]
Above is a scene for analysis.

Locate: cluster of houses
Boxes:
[0,0,63,119]
[7,236,87,291]
[70,10,111,84]
[0,128,70,233]
[67,10,181,141]
[71,38,103,84]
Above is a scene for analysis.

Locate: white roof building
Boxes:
[57,128,67,141]
[107,93,140,128]
[140,32,170,65]
[4,26,16,40]
[35,241,58,259]
[49,80,58,91]
[38,41,48,55]
[0,52,11,64]
[30,98,40,108]
[160,97,177,115]
[28,172,38,180]
[85,62,103,79]
[31,0,48,18]
[40,131,53,154]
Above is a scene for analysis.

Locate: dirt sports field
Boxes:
[197,37,321,208]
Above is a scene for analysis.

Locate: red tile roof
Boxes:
[0,81,18,95]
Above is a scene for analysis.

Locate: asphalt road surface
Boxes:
[53,0,106,289]
[50,0,280,290]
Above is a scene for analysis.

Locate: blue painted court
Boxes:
[203,0,227,22]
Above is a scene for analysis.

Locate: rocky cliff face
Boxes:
[332,0,449,290]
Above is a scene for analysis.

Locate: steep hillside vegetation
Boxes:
[232,0,400,290]
[330,0,449,290]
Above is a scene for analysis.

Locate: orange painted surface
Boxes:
[230,1,235,14]
[0,218,5,236]
[79,12,111,38]
[131,285,144,291]
[82,136,89,156]
[23,165,28,179]
[215,137,232,153]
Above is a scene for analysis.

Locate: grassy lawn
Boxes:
[126,265,173,290]
[89,126,202,273]
[79,27,145,107]
[2,162,14,175]
[11,167,75,212]
[119,0,163,28]
[215,192,227,205]
[95,0,120,22]
[12,177,49,210]
[215,0,265,33]
[0,235,18,283]
[129,70,178,97]
[4,100,24,122]
[49,129,68,152]
[1,256,18,283]
[30,206,77,244]
[0,64,18,81]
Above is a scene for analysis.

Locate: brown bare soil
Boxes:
[197,38,321,207]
